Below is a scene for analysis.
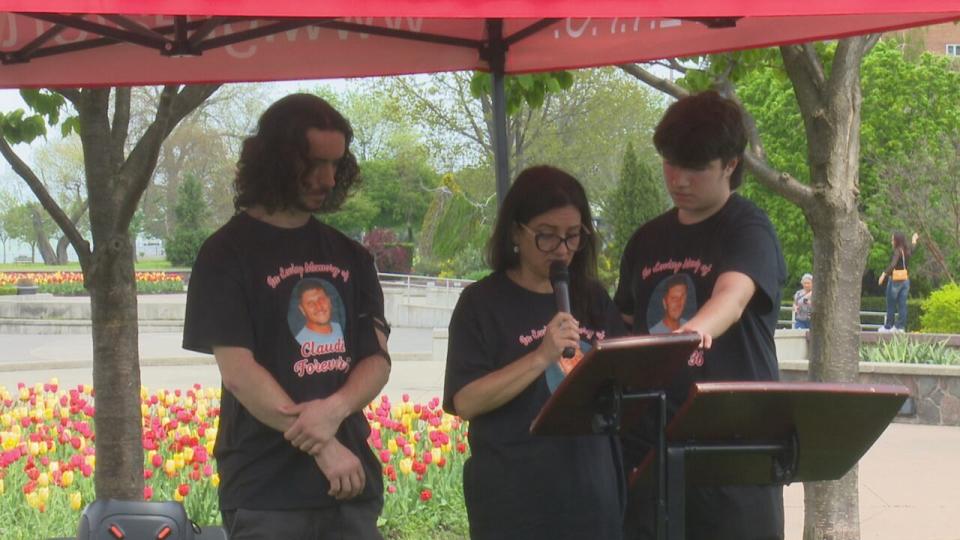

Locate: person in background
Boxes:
[792,273,813,330]
[878,231,919,333]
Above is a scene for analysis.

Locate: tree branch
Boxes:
[116,84,220,235]
[0,132,91,266]
[110,87,131,168]
[52,88,81,107]
[619,63,690,100]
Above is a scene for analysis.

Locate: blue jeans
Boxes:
[794,319,810,329]
[885,279,910,330]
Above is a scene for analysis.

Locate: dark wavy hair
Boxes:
[487,165,601,326]
[892,231,911,258]
[234,93,360,213]
[653,90,748,189]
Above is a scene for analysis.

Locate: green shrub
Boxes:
[860,334,960,365]
[920,282,960,334]
[0,285,16,295]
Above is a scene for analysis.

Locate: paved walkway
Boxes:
[0,328,957,539]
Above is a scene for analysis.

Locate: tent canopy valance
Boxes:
[0,2,957,88]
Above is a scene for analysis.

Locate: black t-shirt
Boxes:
[443,271,628,540]
[614,193,787,540]
[182,212,385,511]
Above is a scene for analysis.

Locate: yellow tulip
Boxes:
[85,455,95,468]
[164,459,176,476]
[26,492,40,509]
[62,470,75,488]
[173,490,184,502]
[1,413,11,427]
[183,446,195,463]
[28,441,40,456]
[387,439,398,454]
[399,458,413,475]
[431,448,442,464]
[38,473,49,487]
[70,491,82,511]
[38,487,50,503]
[174,455,185,470]
[205,441,215,456]
[211,473,220,487]
[43,408,53,421]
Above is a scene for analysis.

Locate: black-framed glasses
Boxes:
[520,223,589,252]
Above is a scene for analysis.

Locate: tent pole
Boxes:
[485,19,510,206]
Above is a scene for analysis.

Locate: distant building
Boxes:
[894,22,960,59]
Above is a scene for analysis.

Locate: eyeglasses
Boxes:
[520,223,589,253]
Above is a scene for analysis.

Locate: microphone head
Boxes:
[549,261,569,285]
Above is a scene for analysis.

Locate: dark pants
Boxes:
[222,500,383,540]
[885,279,910,330]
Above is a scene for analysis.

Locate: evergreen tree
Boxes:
[165,174,211,267]
[605,142,667,263]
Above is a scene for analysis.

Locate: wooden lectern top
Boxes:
[530,333,701,437]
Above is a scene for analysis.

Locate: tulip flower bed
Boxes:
[0,381,470,540]
[0,272,185,295]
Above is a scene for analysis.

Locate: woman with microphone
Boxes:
[443,165,627,539]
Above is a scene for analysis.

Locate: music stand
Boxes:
[530,333,701,437]
[530,332,701,540]
[629,381,910,540]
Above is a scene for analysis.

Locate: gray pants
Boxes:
[222,500,383,540]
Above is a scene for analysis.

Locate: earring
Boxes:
[512,244,519,253]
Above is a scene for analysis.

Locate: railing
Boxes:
[378,272,474,293]
[778,306,887,331]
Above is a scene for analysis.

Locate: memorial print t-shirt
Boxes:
[443,271,628,539]
[183,212,385,511]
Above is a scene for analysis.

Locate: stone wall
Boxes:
[780,360,960,426]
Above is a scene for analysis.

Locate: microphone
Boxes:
[549,261,576,359]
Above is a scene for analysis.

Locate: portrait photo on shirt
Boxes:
[646,273,697,334]
[287,277,347,348]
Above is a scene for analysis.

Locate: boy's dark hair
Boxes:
[653,90,748,189]
[487,165,601,327]
[234,93,360,213]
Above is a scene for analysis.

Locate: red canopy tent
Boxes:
[1,0,958,196]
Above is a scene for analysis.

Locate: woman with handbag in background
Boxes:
[878,231,919,333]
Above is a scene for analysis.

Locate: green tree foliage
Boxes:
[920,282,960,334]
[729,39,960,289]
[604,142,668,264]
[165,175,211,267]
[416,174,489,276]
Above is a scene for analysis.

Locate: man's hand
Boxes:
[281,396,349,454]
[314,439,366,500]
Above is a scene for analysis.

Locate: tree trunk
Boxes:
[56,236,71,264]
[30,207,57,264]
[88,232,143,499]
[781,39,876,540]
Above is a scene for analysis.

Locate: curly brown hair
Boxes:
[234,93,360,214]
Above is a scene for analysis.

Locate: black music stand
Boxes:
[531,333,702,539]
[628,381,909,540]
